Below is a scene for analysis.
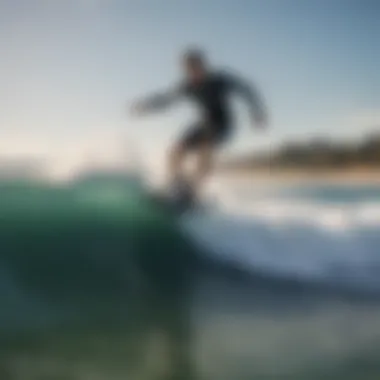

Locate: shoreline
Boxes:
[216,167,380,186]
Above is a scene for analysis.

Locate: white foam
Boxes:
[183,183,380,291]
[218,198,380,229]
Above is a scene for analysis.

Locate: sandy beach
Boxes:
[218,167,380,186]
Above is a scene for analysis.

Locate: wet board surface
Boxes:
[146,190,199,216]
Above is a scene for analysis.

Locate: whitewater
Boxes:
[183,179,380,292]
[1,173,380,380]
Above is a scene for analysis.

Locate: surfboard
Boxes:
[146,177,199,216]
[147,189,198,216]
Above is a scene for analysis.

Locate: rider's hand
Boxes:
[129,101,146,117]
[251,112,268,131]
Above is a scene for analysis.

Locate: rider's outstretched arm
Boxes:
[225,73,268,126]
[134,83,186,114]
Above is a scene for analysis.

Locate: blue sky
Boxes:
[0,0,379,174]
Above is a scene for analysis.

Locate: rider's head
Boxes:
[182,48,207,82]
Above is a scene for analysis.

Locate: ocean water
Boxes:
[1,174,380,380]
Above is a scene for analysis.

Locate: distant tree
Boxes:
[221,129,380,171]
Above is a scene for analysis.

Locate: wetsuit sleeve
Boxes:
[139,83,186,112]
[224,73,267,123]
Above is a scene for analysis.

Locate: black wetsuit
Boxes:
[142,70,265,150]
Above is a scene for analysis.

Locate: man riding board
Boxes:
[130,48,269,204]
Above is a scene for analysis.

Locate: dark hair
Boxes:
[183,48,206,65]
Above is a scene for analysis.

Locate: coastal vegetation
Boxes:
[223,132,380,171]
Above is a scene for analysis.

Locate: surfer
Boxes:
[130,48,268,203]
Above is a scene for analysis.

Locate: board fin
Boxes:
[147,178,197,215]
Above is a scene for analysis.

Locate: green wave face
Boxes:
[0,176,199,317]
[0,179,201,380]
